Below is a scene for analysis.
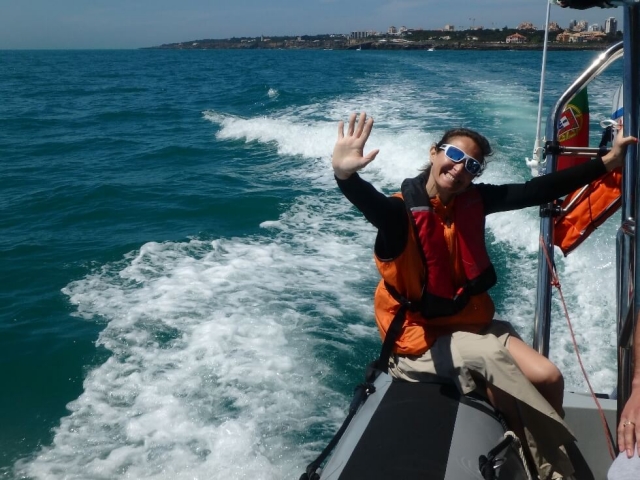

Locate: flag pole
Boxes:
[526,0,553,176]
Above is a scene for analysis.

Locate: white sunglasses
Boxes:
[439,144,484,175]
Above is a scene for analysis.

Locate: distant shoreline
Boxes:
[146,41,612,52]
[147,28,621,52]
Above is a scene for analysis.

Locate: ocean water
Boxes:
[0,48,623,479]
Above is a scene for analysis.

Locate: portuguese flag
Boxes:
[557,87,589,170]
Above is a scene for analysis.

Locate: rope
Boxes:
[503,431,534,480]
[479,429,534,480]
[539,237,617,460]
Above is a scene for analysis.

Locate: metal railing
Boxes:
[618,4,640,423]
[533,41,623,356]
[532,2,640,429]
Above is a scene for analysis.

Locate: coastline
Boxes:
[146,40,611,52]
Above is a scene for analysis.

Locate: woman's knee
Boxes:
[508,337,563,388]
[524,357,564,395]
[537,360,564,390]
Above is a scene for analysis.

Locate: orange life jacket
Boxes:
[554,167,622,256]
[374,175,496,356]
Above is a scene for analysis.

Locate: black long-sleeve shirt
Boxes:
[337,159,608,259]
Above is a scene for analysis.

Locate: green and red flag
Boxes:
[553,86,623,256]
[557,87,589,170]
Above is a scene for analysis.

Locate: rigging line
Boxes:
[539,236,617,460]
[535,1,552,146]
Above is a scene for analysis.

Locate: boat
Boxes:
[301,1,640,479]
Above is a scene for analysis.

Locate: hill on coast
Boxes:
[147,28,622,51]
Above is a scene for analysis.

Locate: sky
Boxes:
[0,0,625,49]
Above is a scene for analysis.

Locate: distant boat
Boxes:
[427,47,435,51]
[356,46,362,51]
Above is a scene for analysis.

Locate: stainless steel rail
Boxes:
[533,3,640,434]
[618,4,640,425]
[533,42,624,356]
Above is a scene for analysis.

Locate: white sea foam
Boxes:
[204,110,335,168]
[18,158,379,478]
[19,232,377,478]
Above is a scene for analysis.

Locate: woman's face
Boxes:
[429,135,483,200]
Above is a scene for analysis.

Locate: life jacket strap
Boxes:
[375,284,411,374]
[375,282,465,373]
[376,264,496,372]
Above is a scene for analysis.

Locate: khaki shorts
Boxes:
[388,320,575,480]
[389,319,520,394]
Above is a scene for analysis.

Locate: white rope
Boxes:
[503,430,535,480]
[526,1,553,177]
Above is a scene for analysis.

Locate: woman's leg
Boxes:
[507,336,565,415]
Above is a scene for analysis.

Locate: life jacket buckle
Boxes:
[453,286,465,301]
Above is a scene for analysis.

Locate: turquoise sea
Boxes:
[0,49,623,479]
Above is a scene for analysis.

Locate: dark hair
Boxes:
[436,128,493,159]
[423,127,493,177]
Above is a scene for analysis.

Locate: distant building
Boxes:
[584,31,607,41]
[517,22,536,31]
[548,22,561,32]
[388,26,397,35]
[556,30,606,42]
[351,31,371,39]
[588,24,600,32]
[556,31,573,43]
[574,20,588,32]
[506,33,527,43]
[443,24,455,31]
[605,17,618,34]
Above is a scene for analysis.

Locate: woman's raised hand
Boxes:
[332,112,380,180]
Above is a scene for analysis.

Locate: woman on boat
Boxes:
[332,112,637,480]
